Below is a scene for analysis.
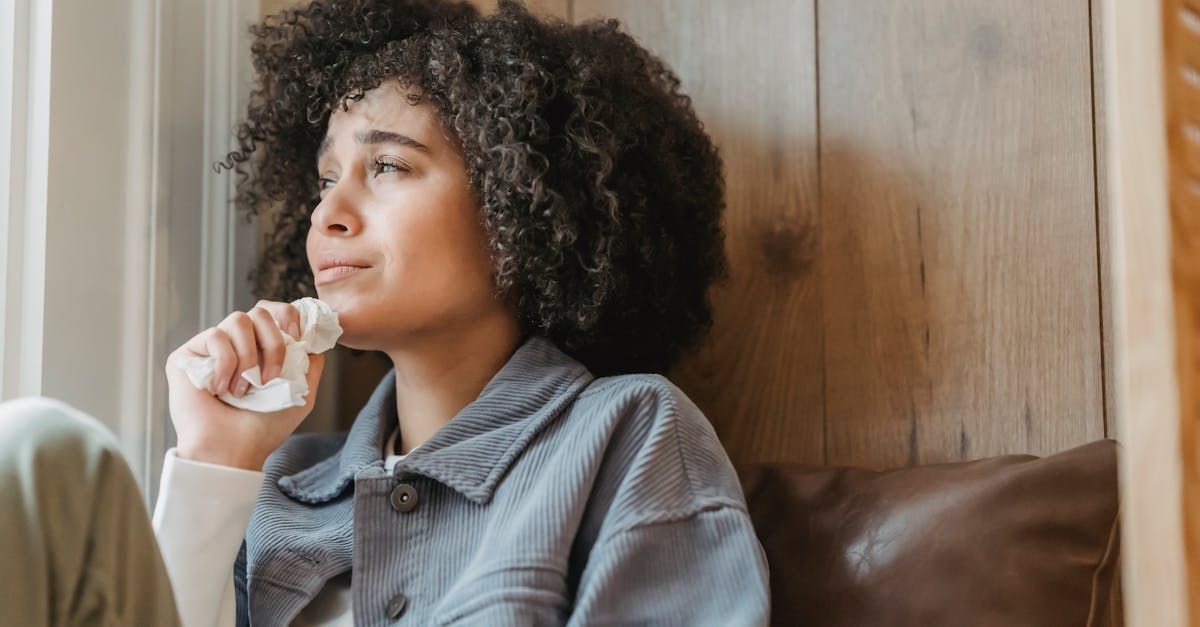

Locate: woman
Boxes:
[0,0,769,625]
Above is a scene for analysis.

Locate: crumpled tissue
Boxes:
[179,297,343,412]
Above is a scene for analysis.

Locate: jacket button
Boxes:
[390,483,418,513]
[385,592,408,619]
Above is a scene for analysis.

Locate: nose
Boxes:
[310,184,362,236]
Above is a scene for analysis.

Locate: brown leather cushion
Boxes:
[738,439,1122,627]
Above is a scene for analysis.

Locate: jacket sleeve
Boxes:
[152,448,264,627]
[562,375,772,626]
[566,503,770,626]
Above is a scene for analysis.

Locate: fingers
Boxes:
[249,307,287,383]
[255,299,301,340]
[217,312,258,396]
[172,301,299,398]
[182,328,238,396]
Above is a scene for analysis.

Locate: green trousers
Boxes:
[0,396,182,627]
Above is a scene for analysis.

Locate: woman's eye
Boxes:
[316,159,408,194]
[371,158,410,175]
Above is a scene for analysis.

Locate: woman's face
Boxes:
[307,79,503,350]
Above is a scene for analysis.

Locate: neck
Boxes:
[383,312,523,455]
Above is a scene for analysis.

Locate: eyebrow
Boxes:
[316,129,432,161]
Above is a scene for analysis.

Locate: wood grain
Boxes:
[575,1,1106,468]
[1103,0,1190,622]
[814,1,1103,467]
[470,0,570,19]
[1161,0,1200,620]
[260,0,300,16]
[574,0,825,465]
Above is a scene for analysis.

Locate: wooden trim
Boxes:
[1091,0,1117,441]
[1162,0,1200,621]
[1104,0,1191,623]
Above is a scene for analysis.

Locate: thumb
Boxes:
[165,350,212,397]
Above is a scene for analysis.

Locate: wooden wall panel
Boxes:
[470,0,570,19]
[261,0,300,15]
[816,2,1103,467]
[574,1,1106,468]
[574,0,825,465]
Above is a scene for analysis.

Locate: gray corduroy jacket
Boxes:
[233,334,770,626]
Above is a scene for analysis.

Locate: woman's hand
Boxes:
[163,300,327,471]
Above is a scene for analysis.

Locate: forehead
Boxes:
[322,80,441,148]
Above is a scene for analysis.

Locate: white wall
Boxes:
[38,0,144,470]
[2,0,147,451]
[1,0,261,507]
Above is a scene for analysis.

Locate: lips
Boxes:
[314,254,372,272]
[312,253,372,286]
[315,264,369,286]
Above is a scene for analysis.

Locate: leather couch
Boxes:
[738,439,1122,626]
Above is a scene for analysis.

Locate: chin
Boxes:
[335,337,374,351]
[324,312,387,352]
[329,324,374,351]
[328,313,362,346]
[316,292,356,319]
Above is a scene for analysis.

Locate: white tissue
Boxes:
[178,297,343,412]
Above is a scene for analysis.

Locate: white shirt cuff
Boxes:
[152,447,265,627]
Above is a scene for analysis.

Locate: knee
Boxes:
[0,396,119,459]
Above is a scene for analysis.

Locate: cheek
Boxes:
[304,228,318,269]
[443,205,495,282]
[375,207,484,285]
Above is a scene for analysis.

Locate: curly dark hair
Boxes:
[217,0,729,377]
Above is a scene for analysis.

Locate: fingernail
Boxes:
[235,379,249,396]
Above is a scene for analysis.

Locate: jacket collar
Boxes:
[276,333,594,506]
